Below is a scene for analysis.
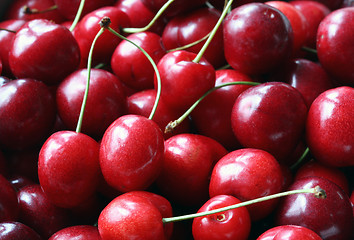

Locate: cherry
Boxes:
[9,19,80,85]
[98,192,166,240]
[0,174,19,222]
[0,78,56,151]
[0,221,42,240]
[99,114,164,192]
[316,7,354,86]
[56,68,127,138]
[111,31,166,91]
[223,3,293,76]
[311,0,343,10]
[156,133,228,206]
[162,7,226,68]
[49,225,101,240]
[192,195,251,240]
[306,86,354,167]
[231,82,308,164]
[276,176,353,240]
[209,148,284,221]
[0,76,10,87]
[257,225,322,240]
[8,175,35,191]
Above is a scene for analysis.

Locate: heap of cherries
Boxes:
[0,0,353,239]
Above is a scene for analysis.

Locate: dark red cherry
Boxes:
[111,31,166,91]
[56,68,127,138]
[192,195,251,240]
[0,174,19,222]
[156,133,228,206]
[0,221,42,240]
[209,148,284,221]
[0,79,56,151]
[276,176,354,240]
[9,19,80,85]
[306,86,354,167]
[38,131,101,209]
[316,7,354,86]
[223,3,293,76]
[257,225,322,240]
[49,225,101,240]
[231,82,308,164]
[0,150,7,176]
[99,114,164,192]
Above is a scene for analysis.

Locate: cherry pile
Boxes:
[0,0,353,239]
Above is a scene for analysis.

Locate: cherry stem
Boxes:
[75,17,108,133]
[165,81,259,133]
[0,28,16,34]
[167,31,211,53]
[301,46,317,54]
[193,0,234,63]
[106,26,162,120]
[122,0,175,34]
[162,186,326,224]
[69,0,86,32]
[290,147,310,171]
[23,5,58,14]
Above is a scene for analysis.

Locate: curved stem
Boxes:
[0,28,16,34]
[162,186,326,223]
[122,0,175,34]
[23,5,58,14]
[290,147,310,171]
[167,31,211,53]
[69,0,86,32]
[165,81,260,133]
[106,27,161,120]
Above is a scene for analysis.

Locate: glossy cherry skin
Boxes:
[191,69,254,150]
[192,195,251,240]
[156,133,228,206]
[38,131,101,209]
[17,184,71,239]
[73,7,130,67]
[111,31,166,91]
[0,221,42,240]
[162,7,226,68]
[317,7,354,86]
[98,192,166,240]
[209,148,284,221]
[306,86,354,167]
[0,79,56,151]
[257,225,322,240]
[154,50,215,112]
[0,174,19,222]
[276,176,354,240]
[100,114,164,192]
[231,82,308,164]
[223,3,293,76]
[56,68,127,138]
[49,225,101,240]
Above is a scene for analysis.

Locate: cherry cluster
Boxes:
[0,0,353,239]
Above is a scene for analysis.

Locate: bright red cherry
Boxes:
[0,221,42,240]
[192,195,251,240]
[0,174,19,222]
[306,86,354,167]
[257,225,322,240]
[49,225,101,240]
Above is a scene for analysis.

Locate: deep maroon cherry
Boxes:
[49,225,101,240]
[99,114,165,192]
[231,82,308,164]
[276,176,353,240]
[192,195,251,240]
[223,3,293,76]
[0,79,56,151]
[0,221,42,240]
[0,174,19,222]
[257,225,322,240]
[306,86,354,167]
[9,19,80,85]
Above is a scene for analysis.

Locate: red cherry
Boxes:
[257,225,322,240]
[98,192,166,240]
[192,195,251,240]
[0,221,42,240]
[223,3,293,76]
[209,148,284,221]
[9,19,80,85]
[306,86,354,167]
[99,114,164,192]
[0,174,19,222]
[38,131,101,209]
[316,7,354,86]
[49,225,101,240]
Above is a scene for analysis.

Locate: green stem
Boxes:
[162,186,326,223]
[23,4,58,14]
[167,31,211,53]
[106,27,162,120]
[122,0,175,34]
[301,46,317,54]
[290,147,310,171]
[75,21,106,133]
[165,81,260,133]
[69,0,86,32]
[193,0,234,63]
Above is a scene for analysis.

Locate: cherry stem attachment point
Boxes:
[122,0,175,34]
[75,17,108,133]
[106,26,162,120]
[165,81,260,133]
[162,186,326,224]
[69,0,86,32]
